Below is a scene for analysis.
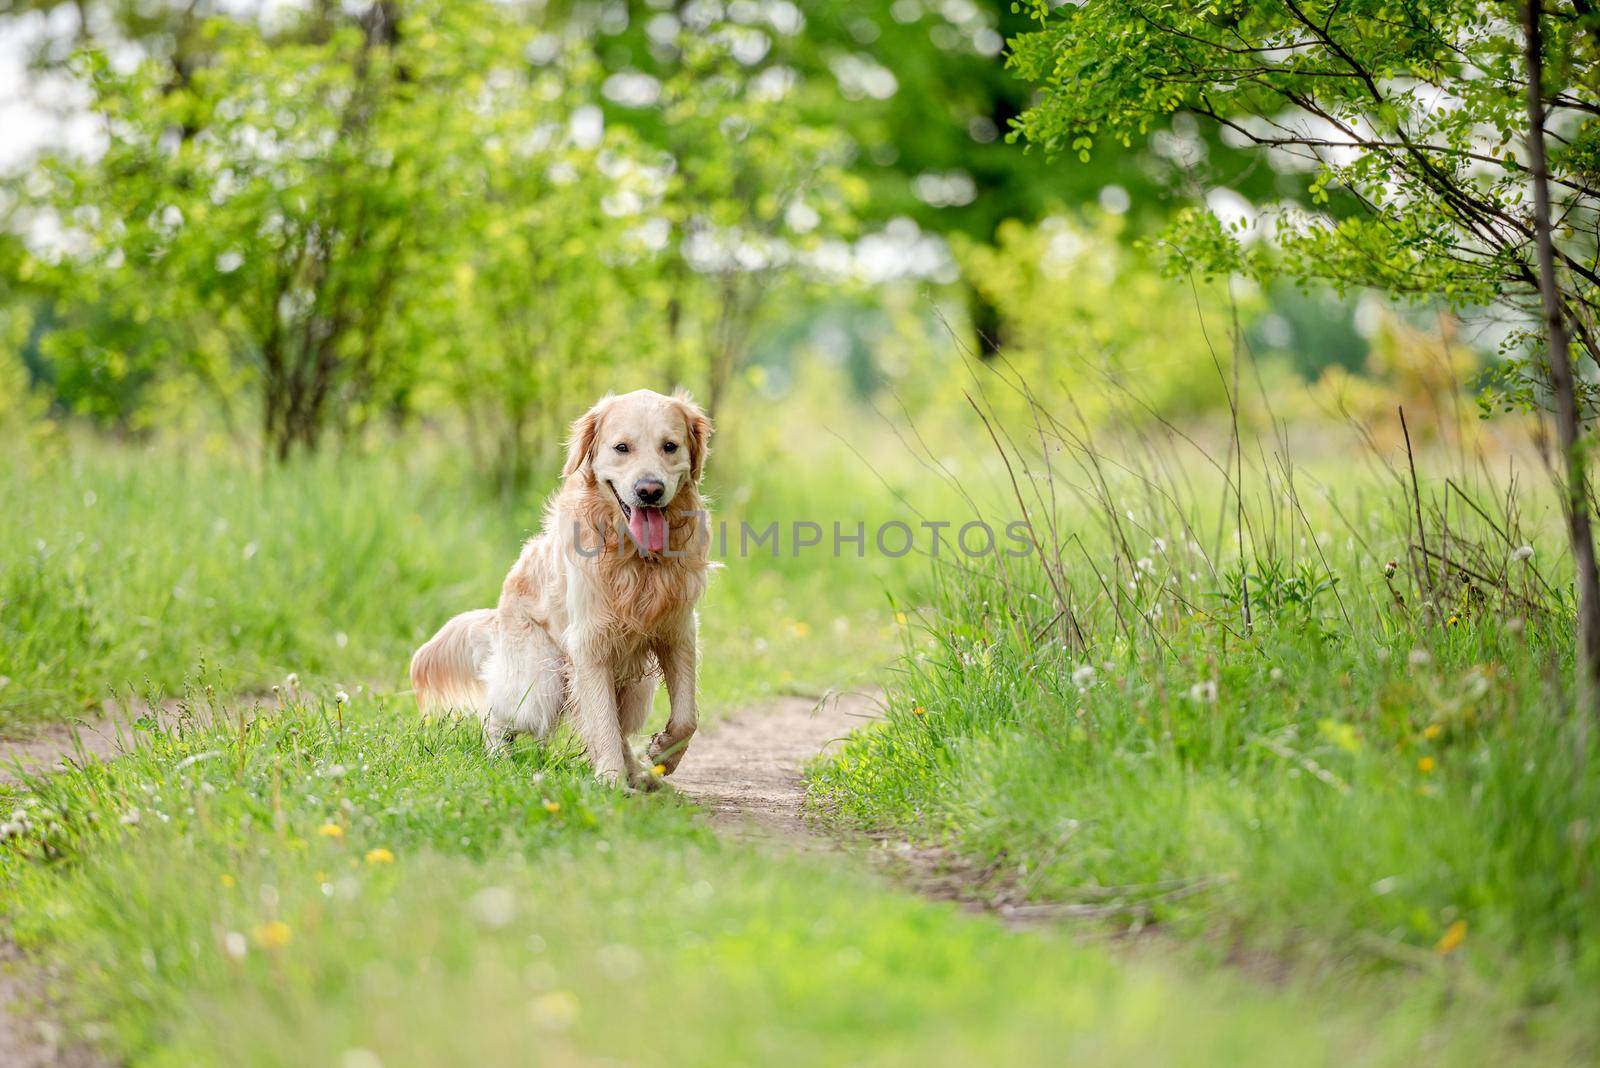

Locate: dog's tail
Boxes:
[410,608,496,716]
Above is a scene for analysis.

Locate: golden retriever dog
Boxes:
[409,389,712,790]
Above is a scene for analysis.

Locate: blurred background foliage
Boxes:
[0,0,1493,487]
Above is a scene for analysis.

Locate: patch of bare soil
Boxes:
[0,944,106,1068]
[0,697,265,787]
[0,715,131,787]
[667,690,881,848]
[668,692,1167,932]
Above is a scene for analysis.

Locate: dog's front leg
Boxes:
[571,654,629,787]
[648,624,697,776]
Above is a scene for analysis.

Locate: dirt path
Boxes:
[668,690,881,847]
[1,717,130,786]
[0,698,267,787]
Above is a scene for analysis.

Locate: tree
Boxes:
[1523,0,1600,714]
[13,11,437,458]
[1008,0,1600,713]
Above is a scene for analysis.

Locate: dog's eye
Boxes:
[663,441,678,454]
[613,443,630,454]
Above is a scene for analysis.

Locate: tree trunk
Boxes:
[971,285,1004,359]
[1523,0,1600,718]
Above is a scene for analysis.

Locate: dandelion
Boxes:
[317,823,344,839]
[1269,667,1283,681]
[651,763,667,777]
[1434,919,1467,955]
[531,990,580,1032]
[251,920,292,949]
[219,873,236,887]
[1188,680,1218,703]
[911,705,927,717]
[1071,664,1097,687]
[1417,756,1436,774]
[364,847,395,865]
[334,690,349,705]
[1423,724,1443,741]
[894,611,908,625]
[1383,560,1398,578]
[542,799,561,814]
[285,672,300,689]
[1512,545,1534,563]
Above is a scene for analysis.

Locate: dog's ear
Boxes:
[563,397,610,480]
[673,390,713,483]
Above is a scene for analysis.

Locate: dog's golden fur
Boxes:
[410,389,712,789]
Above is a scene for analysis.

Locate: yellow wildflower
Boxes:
[543,799,561,814]
[364,847,395,865]
[1435,920,1467,955]
[791,621,811,637]
[1423,724,1443,741]
[251,921,292,949]
[1446,614,1460,627]
[1417,756,1436,774]
[895,611,908,625]
[219,873,235,888]
[651,764,666,777]
[317,823,344,838]
[912,706,926,717]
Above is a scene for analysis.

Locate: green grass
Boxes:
[810,429,1600,1058]
[0,693,1559,1066]
[3,422,1595,1064]
[0,431,902,735]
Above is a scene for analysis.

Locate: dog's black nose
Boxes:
[634,478,665,505]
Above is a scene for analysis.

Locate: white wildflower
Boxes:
[119,808,141,826]
[223,931,248,961]
[468,885,518,929]
[1512,545,1534,563]
[1071,664,1097,687]
[285,672,300,689]
[1408,648,1433,667]
[335,690,350,705]
[1188,680,1218,703]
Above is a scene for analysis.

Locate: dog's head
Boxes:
[563,389,713,554]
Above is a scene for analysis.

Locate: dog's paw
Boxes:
[593,764,628,790]
[627,766,666,793]
[647,727,694,776]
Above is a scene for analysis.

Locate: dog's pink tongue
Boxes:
[629,506,668,553]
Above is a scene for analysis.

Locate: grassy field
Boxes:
[0,684,1565,1066]
[1,411,1596,1064]
[0,426,904,736]
[810,406,1600,1058]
